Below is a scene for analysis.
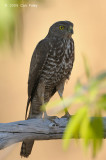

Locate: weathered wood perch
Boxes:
[0,117,67,150]
[0,117,106,150]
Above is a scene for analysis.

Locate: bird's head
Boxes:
[47,21,74,38]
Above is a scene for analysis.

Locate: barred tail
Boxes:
[20,140,34,158]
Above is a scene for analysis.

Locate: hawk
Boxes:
[20,20,75,157]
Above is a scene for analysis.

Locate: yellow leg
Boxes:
[61,98,71,119]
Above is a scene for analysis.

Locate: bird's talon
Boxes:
[61,113,71,119]
[44,115,59,126]
[49,122,58,128]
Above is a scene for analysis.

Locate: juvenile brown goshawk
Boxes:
[20,20,75,157]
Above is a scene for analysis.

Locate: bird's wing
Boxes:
[28,39,49,99]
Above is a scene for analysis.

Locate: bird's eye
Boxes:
[59,26,64,30]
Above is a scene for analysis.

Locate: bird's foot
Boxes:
[61,112,71,119]
[44,113,59,126]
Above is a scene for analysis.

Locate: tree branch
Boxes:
[0,117,106,150]
[0,117,67,150]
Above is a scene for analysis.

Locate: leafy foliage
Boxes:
[45,56,106,157]
[0,0,21,47]
[62,57,106,157]
[82,53,91,79]
[0,0,43,49]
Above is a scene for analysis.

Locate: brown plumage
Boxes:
[20,21,75,157]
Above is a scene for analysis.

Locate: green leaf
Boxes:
[88,80,99,102]
[0,0,24,48]
[96,72,106,82]
[63,106,88,149]
[82,54,91,79]
[80,116,103,157]
[74,80,82,92]
[90,117,103,157]
[80,113,91,147]
[97,94,106,110]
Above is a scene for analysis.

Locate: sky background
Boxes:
[0,0,106,159]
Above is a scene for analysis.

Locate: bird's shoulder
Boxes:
[29,38,50,72]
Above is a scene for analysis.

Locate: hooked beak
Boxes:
[68,26,74,34]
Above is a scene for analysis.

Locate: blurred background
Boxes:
[0,0,106,159]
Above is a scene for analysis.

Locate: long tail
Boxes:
[20,94,42,158]
[20,140,34,158]
[20,97,34,158]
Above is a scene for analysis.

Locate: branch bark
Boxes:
[0,117,67,150]
[0,117,106,150]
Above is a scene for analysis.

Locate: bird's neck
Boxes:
[46,34,72,42]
